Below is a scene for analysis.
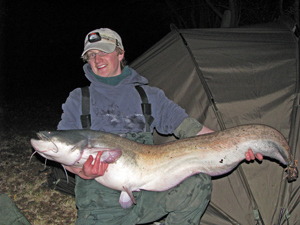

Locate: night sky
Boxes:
[1,1,295,110]
[1,1,172,103]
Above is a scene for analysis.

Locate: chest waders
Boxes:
[75,85,155,224]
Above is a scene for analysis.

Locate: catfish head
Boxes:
[31,130,123,167]
[31,130,90,166]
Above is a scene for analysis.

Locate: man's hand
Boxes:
[197,126,214,135]
[81,151,109,179]
[245,148,263,161]
[64,151,109,179]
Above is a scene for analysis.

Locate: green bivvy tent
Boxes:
[130,18,300,225]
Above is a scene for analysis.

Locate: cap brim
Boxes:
[81,42,116,56]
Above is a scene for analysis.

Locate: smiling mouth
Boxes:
[97,65,106,69]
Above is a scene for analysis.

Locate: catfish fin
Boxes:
[119,191,133,209]
[102,149,122,163]
[90,148,122,163]
[123,185,136,204]
[118,186,137,209]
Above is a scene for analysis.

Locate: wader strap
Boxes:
[80,86,91,129]
[80,85,153,132]
[135,85,154,132]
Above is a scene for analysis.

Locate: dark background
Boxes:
[0,0,296,128]
[1,1,173,104]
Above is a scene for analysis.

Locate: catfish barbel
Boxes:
[30,124,298,209]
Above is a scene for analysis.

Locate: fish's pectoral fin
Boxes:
[103,149,122,163]
[88,148,122,164]
[118,186,136,209]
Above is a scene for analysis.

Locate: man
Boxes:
[58,28,263,225]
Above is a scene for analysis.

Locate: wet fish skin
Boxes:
[30,124,298,208]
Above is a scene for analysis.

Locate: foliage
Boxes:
[127,0,297,28]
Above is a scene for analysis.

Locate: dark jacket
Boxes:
[57,65,188,135]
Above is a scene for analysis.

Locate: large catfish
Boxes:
[30,124,298,209]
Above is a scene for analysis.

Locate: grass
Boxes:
[0,96,77,224]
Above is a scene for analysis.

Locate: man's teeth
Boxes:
[98,65,106,68]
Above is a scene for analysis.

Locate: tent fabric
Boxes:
[130,20,300,225]
[0,193,31,225]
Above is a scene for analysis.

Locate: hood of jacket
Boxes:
[83,63,148,89]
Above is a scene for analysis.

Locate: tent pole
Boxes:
[170,23,266,225]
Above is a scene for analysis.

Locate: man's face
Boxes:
[87,49,124,77]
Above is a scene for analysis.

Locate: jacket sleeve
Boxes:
[146,86,191,135]
[57,88,83,130]
[174,117,203,139]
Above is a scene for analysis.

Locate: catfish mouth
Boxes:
[36,132,59,153]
